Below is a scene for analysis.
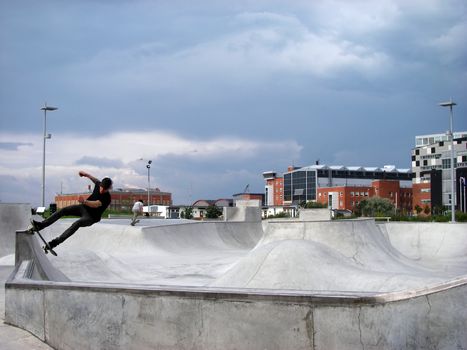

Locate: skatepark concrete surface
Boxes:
[0,203,53,350]
[2,203,467,349]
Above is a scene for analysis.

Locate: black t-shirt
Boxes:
[85,181,111,220]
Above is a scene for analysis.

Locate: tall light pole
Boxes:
[40,103,58,208]
[439,98,456,223]
[146,160,152,214]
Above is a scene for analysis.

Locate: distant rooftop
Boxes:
[415,131,467,147]
[287,164,411,174]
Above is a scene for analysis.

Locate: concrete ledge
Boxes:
[6,278,467,349]
[6,275,467,305]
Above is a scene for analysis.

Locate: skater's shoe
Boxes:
[43,240,58,256]
[26,219,41,234]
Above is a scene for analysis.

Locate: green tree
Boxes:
[181,206,193,219]
[432,205,443,216]
[415,205,423,215]
[357,197,395,217]
[423,205,431,215]
[206,205,223,219]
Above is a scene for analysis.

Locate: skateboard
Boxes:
[18,228,58,256]
[130,219,140,226]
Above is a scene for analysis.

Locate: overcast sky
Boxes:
[1,0,466,206]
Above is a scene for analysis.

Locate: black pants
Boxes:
[37,205,98,248]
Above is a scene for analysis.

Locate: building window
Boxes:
[284,173,292,202]
[431,147,436,153]
[442,159,451,169]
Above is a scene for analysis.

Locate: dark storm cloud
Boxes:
[1,0,466,205]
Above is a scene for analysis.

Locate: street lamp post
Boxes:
[40,103,58,208]
[146,160,152,214]
[439,98,457,223]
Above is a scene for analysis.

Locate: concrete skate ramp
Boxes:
[212,219,467,292]
[9,231,70,282]
[10,218,467,290]
[5,218,467,349]
[381,222,467,265]
[34,220,263,285]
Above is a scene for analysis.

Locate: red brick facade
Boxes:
[273,178,284,206]
[265,177,284,206]
[412,182,431,213]
[55,189,172,211]
[316,180,412,213]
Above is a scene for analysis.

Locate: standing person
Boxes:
[29,170,112,252]
[130,199,144,226]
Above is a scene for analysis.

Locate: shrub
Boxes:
[206,205,223,219]
[267,212,290,219]
[303,201,328,209]
[357,197,395,217]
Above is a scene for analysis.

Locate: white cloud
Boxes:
[0,130,301,205]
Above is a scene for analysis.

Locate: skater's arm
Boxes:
[79,198,103,208]
[79,170,99,184]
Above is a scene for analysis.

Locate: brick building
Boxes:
[262,171,284,206]
[264,164,412,213]
[55,188,172,211]
[316,180,412,214]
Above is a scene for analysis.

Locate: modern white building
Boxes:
[412,132,467,211]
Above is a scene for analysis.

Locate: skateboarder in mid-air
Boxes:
[29,170,112,253]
